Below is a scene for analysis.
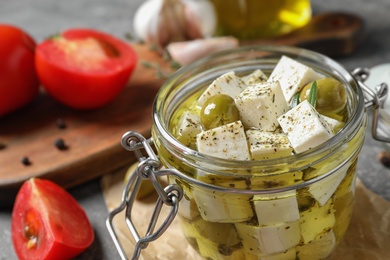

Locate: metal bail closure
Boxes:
[106,131,183,260]
[352,67,390,143]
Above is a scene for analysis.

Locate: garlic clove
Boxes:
[133,0,217,49]
[166,36,239,65]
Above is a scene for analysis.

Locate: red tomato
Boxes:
[11,178,94,260]
[35,28,137,109]
[0,24,40,116]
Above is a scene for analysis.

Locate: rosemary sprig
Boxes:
[290,92,300,108]
[307,81,318,108]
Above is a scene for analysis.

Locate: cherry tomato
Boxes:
[11,178,94,260]
[0,24,40,116]
[35,28,137,109]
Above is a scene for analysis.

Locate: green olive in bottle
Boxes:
[300,78,346,117]
[200,94,240,130]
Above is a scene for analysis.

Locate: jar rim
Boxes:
[153,45,366,174]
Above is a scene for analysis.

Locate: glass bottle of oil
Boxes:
[210,0,312,39]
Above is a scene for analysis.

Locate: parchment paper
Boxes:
[101,170,390,259]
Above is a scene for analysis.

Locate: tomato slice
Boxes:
[35,28,137,109]
[11,178,94,260]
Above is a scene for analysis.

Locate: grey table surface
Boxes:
[1,0,390,259]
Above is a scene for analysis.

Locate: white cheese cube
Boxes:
[241,69,268,85]
[177,185,200,220]
[308,161,349,206]
[259,248,297,260]
[253,190,300,226]
[297,229,336,260]
[322,115,345,134]
[235,81,289,131]
[268,55,322,102]
[246,130,293,160]
[176,111,202,148]
[198,71,247,107]
[299,199,335,243]
[278,100,334,153]
[192,217,241,246]
[235,221,301,255]
[196,120,250,160]
[196,234,246,260]
[192,188,253,223]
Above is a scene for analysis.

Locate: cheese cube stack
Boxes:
[246,130,293,160]
[235,81,289,131]
[241,69,268,85]
[197,71,247,107]
[268,55,322,102]
[196,120,250,160]
[278,100,334,153]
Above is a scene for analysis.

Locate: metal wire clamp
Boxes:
[352,67,390,142]
[106,131,183,260]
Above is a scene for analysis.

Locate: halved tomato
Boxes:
[11,178,94,260]
[35,28,137,109]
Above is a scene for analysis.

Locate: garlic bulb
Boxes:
[133,0,217,49]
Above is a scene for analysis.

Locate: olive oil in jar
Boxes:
[210,0,312,39]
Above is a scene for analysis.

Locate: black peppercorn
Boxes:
[21,156,31,166]
[54,138,68,150]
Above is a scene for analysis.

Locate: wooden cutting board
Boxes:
[0,12,364,207]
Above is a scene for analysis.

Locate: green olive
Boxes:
[200,94,240,130]
[300,78,346,116]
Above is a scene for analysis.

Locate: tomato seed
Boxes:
[21,157,31,166]
[54,138,68,150]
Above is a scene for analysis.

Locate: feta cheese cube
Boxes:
[196,120,250,160]
[268,55,322,102]
[322,115,345,134]
[253,190,300,226]
[308,161,349,206]
[198,71,247,107]
[297,229,336,259]
[192,188,253,223]
[278,100,334,153]
[299,199,335,243]
[235,221,301,255]
[241,69,268,85]
[176,111,202,148]
[246,130,293,160]
[235,81,289,131]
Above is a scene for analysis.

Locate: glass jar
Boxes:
[150,45,367,259]
[210,0,312,39]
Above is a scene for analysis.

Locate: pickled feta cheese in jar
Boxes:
[151,45,367,259]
